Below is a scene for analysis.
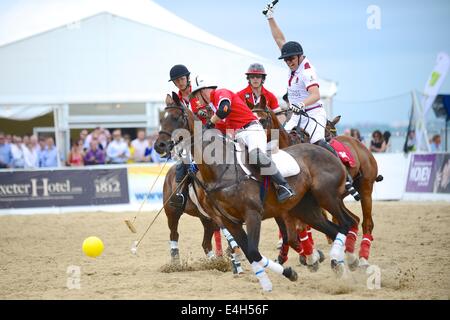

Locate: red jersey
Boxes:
[178,88,226,131]
[237,85,279,110]
[210,89,258,132]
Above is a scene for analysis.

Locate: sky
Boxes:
[154,0,450,126]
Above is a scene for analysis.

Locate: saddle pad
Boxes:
[329,138,356,168]
[188,184,211,219]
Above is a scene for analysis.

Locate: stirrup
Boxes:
[277,185,295,202]
[170,193,185,209]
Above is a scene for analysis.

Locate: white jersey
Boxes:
[287,57,322,107]
[284,57,326,144]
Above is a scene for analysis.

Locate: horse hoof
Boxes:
[358,257,370,269]
[276,255,288,265]
[331,259,345,278]
[299,255,307,266]
[346,252,359,271]
[283,267,298,282]
[170,248,180,264]
[307,261,320,273]
[317,249,325,263]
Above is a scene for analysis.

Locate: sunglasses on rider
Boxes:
[248,74,263,79]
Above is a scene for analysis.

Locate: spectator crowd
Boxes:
[0,127,162,169]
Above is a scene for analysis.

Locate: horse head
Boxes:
[325,115,341,142]
[155,92,193,156]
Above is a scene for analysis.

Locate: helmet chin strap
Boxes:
[200,90,209,105]
[182,77,191,92]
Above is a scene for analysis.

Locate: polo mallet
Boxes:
[124,159,169,233]
[262,0,279,15]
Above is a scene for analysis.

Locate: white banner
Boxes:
[416,52,450,151]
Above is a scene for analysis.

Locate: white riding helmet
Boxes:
[189,75,217,98]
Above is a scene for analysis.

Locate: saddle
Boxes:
[329,138,356,168]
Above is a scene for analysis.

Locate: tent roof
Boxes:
[0,0,258,58]
[0,0,337,104]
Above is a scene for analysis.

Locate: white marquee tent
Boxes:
[0,0,337,155]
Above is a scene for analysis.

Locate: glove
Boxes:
[262,0,278,19]
[204,120,215,129]
[290,102,305,114]
[197,109,208,118]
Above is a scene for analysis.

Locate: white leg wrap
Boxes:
[251,262,272,292]
[221,228,238,249]
[258,256,284,275]
[232,253,244,274]
[206,250,216,259]
[329,233,346,262]
[169,241,178,249]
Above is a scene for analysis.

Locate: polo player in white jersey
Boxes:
[262,1,360,200]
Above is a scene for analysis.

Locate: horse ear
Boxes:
[171,92,182,106]
[165,94,174,105]
[260,95,267,109]
[245,99,254,110]
[332,115,341,125]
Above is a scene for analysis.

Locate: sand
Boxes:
[0,201,449,300]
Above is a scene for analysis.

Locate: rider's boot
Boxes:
[251,149,295,203]
[169,162,188,209]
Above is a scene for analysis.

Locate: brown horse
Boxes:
[162,165,221,262]
[159,94,244,271]
[326,116,384,267]
[156,92,358,291]
[246,97,325,268]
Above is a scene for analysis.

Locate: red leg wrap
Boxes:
[214,230,223,256]
[359,234,373,260]
[299,230,313,256]
[306,225,315,246]
[345,226,359,253]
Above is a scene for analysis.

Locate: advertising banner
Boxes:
[0,168,129,209]
[127,164,173,209]
[405,153,450,194]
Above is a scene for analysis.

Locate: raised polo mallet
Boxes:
[262,0,279,15]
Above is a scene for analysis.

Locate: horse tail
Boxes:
[375,175,383,182]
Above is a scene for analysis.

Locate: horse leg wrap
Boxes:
[259,256,284,275]
[232,253,244,274]
[251,262,272,292]
[359,234,373,260]
[169,241,179,249]
[330,233,346,263]
[278,243,289,264]
[345,226,359,253]
[307,226,315,246]
[221,228,238,249]
[299,230,313,256]
[214,230,223,256]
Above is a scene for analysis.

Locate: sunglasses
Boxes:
[283,56,297,62]
[248,74,263,79]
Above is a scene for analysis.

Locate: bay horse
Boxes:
[250,96,381,268]
[156,92,358,291]
[326,116,384,267]
[158,97,243,271]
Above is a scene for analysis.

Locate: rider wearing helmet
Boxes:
[168,64,210,208]
[262,2,359,200]
[238,63,279,111]
[190,75,295,203]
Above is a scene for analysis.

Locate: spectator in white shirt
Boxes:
[10,135,25,168]
[23,136,39,169]
[131,129,149,162]
[106,129,129,164]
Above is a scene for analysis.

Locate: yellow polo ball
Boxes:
[82,236,104,258]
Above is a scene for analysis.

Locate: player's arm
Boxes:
[263,1,285,49]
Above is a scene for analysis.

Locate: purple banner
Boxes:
[406,153,450,193]
[0,168,129,208]
[405,154,438,192]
